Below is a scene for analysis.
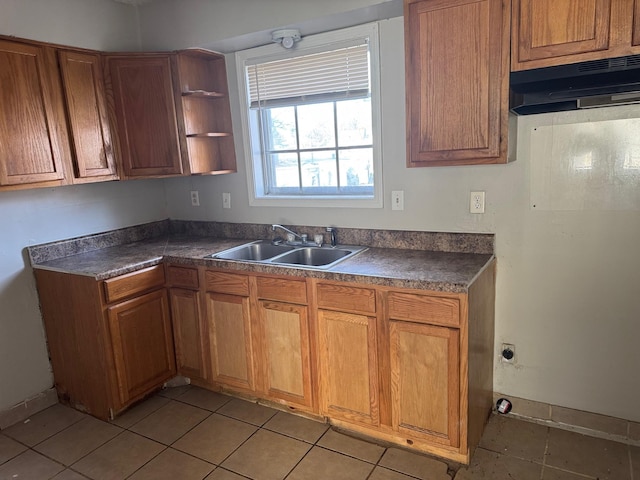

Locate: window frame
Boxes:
[235,23,383,208]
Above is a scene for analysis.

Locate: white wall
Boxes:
[159,14,640,421]
[0,0,168,412]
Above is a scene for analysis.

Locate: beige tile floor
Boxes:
[0,385,638,480]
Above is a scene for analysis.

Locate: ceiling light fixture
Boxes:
[272,29,301,49]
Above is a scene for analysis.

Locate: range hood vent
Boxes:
[510,54,640,115]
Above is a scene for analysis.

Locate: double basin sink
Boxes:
[208,240,367,269]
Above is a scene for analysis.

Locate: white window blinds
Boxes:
[246,41,370,108]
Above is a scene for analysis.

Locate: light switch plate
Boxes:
[222,192,231,209]
[392,191,404,211]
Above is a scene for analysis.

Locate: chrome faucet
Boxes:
[326,227,337,247]
[272,224,307,244]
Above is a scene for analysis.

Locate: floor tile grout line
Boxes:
[630,443,634,480]
[3,406,88,450]
[33,420,128,473]
[539,425,549,480]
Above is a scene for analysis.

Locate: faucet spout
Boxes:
[272,224,304,243]
[326,227,337,247]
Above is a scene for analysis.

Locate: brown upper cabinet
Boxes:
[512,0,640,70]
[176,49,237,175]
[404,0,510,167]
[0,39,70,188]
[58,50,118,182]
[105,54,186,178]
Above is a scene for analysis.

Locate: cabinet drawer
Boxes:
[387,292,459,327]
[103,265,165,304]
[204,270,249,296]
[317,283,376,314]
[257,277,307,304]
[166,265,199,289]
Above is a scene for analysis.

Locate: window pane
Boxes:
[339,148,374,187]
[269,153,300,188]
[337,99,372,147]
[266,107,297,150]
[298,103,335,149]
[301,151,337,187]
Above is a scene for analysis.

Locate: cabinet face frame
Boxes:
[404,0,509,167]
[107,288,176,406]
[58,50,118,182]
[633,0,640,47]
[0,40,69,187]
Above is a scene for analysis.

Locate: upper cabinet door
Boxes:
[404,0,510,167]
[514,0,612,68]
[0,40,69,186]
[106,55,184,178]
[58,50,117,182]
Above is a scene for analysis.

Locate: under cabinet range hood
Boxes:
[510,54,640,115]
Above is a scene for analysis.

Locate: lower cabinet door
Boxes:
[170,287,208,382]
[107,289,176,406]
[206,292,255,391]
[317,309,379,426]
[257,300,312,408]
[389,321,460,447]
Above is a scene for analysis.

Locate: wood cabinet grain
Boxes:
[106,54,185,178]
[0,40,69,188]
[404,0,510,167]
[317,309,380,426]
[512,0,640,70]
[58,50,117,182]
[34,266,176,420]
[107,289,176,405]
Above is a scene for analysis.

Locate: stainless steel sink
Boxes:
[271,247,352,267]
[208,241,367,269]
[210,241,295,261]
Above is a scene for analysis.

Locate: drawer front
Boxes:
[387,292,459,327]
[256,276,307,304]
[103,264,165,304]
[166,265,199,289]
[317,283,376,314]
[204,270,249,296]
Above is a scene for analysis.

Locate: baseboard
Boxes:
[493,392,640,446]
[0,388,58,430]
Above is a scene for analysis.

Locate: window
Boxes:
[236,23,382,207]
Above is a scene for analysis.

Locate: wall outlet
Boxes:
[391,191,404,211]
[190,191,200,207]
[501,343,516,363]
[470,191,485,213]
[222,192,231,209]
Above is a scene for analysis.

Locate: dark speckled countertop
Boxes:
[28,220,495,293]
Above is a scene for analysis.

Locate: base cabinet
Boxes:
[317,309,379,426]
[389,321,460,447]
[257,300,313,409]
[108,289,175,406]
[34,264,176,419]
[204,270,255,392]
[167,265,208,383]
[207,292,255,391]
